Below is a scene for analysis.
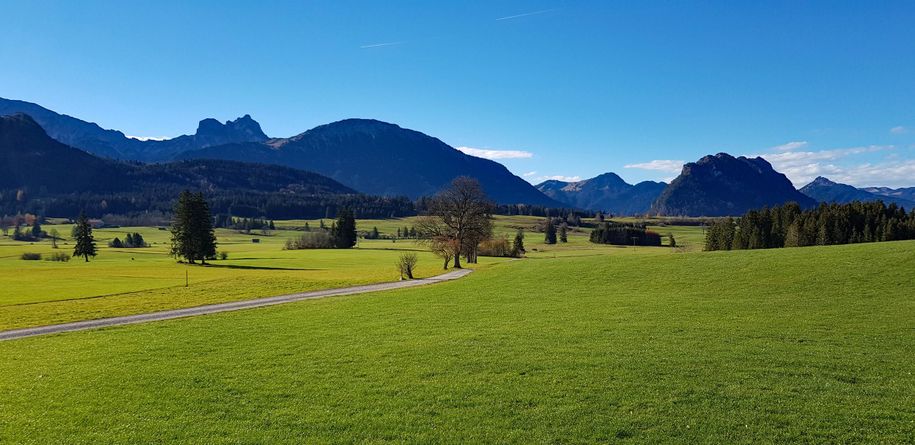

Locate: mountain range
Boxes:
[800,177,915,208]
[535,173,666,215]
[0,113,421,219]
[0,97,559,206]
[3,97,913,217]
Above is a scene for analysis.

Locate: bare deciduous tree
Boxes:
[417,176,493,268]
[396,252,418,279]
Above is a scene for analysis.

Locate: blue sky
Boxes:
[2,1,915,187]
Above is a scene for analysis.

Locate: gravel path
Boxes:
[0,268,472,341]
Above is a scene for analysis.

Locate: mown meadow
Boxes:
[0,238,913,443]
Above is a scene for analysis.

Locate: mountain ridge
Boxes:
[652,152,817,216]
[535,173,666,214]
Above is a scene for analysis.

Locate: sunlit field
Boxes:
[0,216,702,330]
[1,240,912,443]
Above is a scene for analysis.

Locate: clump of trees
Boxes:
[705,201,915,251]
[284,209,358,249]
[169,191,217,264]
[108,232,148,248]
[417,177,494,268]
[590,222,662,246]
[477,235,513,257]
[72,212,97,262]
[46,252,71,262]
[285,231,335,249]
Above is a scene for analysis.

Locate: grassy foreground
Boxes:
[1,241,913,443]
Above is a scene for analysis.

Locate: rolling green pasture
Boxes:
[0,216,709,330]
[1,240,913,443]
[0,223,509,330]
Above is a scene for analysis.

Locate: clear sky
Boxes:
[2,1,915,187]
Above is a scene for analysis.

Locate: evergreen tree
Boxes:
[109,237,124,248]
[331,208,357,248]
[31,220,42,238]
[544,218,557,244]
[72,212,97,262]
[559,223,568,243]
[125,233,135,247]
[170,191,217,264]
[132,232,146,247]
[511,229,525,257]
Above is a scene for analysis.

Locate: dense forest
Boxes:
[0,189,415,220]
[705,201,915,251]
[590,222,662,246]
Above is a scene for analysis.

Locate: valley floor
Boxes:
[1,239,913,443]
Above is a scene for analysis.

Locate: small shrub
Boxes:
[284,232,334,249]
[20,252,42,260]
[218,251,229,260]
[397,253,418,279]
[46,252,71,262]
[478,236,513,257]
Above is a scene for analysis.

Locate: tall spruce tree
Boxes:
[170,191,217,264]
[332,208,357,248]
[559,223,568,243]
[544,218,558,244]
[72,212,97,262]
[512,229,525,257]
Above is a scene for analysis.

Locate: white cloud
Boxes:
[539,175,581,182]
[522,171,538,177]
[623,159,684,173]
[127,135,168,141]
[456,146,534,160]
[771,141,808,151]
[832,160,915,187]
[890,126,908,135]
[756,145,895,186]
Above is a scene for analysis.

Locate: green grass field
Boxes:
[0,222,510,330]
[0,217,691,330]
[1,239,913,443]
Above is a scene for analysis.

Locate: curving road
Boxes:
[0,268,472,341]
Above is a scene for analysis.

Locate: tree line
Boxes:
[704,201,915,251]
[589,222,662,246]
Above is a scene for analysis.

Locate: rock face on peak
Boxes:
[194,115,268,147]
[801,177,915,208]
[651,153,817,216]
[535,172,666,214]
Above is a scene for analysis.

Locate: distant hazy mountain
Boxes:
[535,172,666,214]
[0,113,352,196]
[861,186,915,203]
[801,177,915,208]
[652,153,817,216]
[0,97,268,161]
[178,118,561,206]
